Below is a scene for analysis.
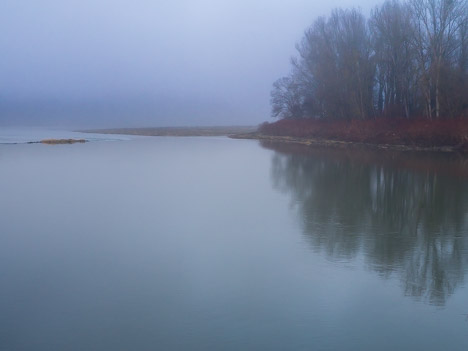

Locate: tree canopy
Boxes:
[271,0,468,120]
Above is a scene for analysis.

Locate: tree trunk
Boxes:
[435,66,440,119]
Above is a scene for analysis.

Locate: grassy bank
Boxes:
[236,118,468,152]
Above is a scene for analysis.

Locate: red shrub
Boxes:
[258,118,468,148]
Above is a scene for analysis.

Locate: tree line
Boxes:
[271,0,467,120]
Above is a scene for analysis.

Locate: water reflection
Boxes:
[264,141,468,305]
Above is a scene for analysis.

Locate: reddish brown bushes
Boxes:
[258,118,468,148]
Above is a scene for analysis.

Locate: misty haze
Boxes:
[1,0,468,350]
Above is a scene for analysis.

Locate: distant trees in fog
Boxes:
[271,0,468,120]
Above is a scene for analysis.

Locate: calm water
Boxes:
[0,135,467,350]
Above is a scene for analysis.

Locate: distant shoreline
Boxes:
[81,126,257,137]
[79,121,468,153]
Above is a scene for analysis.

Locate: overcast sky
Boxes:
[0,0,381,127]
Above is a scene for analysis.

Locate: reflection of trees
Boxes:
[266,142,468,305]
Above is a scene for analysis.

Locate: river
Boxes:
[0,133,467,350]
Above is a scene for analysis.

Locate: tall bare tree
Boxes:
[410,0,467,118]
[370,0,417,117]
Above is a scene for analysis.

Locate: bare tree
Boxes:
[270,76,304,119]
[293,9,375,120]
[370,0,417,117]
[410,0,467,118]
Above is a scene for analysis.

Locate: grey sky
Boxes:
[1,0,381,127]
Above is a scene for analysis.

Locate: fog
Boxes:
[0,0,379,128]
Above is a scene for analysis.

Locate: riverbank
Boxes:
[81,126,256,137]
[231,118,468,152]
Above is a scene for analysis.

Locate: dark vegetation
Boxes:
[266,0,467,147]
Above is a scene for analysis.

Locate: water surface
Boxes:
[0,136,467,350]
